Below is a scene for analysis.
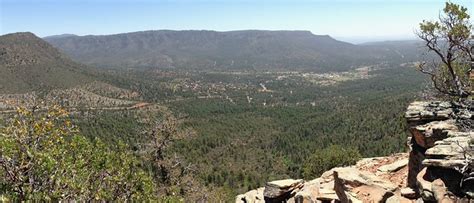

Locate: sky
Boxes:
[0,0,472,43]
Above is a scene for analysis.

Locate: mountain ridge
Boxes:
[43,33,78,40]
[44,30,414,72]
[0,32,94,93]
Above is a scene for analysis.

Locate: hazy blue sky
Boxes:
[0,0,472,43]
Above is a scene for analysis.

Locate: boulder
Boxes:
[377,158,409,173]
[431,179,454,203]
[320,167,369,188]
[294,178,320,203]
[324,167,397,192]
[293,190,317,203]
[350,185,393,203]
[324,167,396,203]
[263,179,304,202]
[235,187,264,203]
[235,194,245,203]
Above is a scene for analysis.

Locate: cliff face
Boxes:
[236,101,473,203]
[406,101,473,202]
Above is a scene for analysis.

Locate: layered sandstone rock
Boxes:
[406,101,473,201]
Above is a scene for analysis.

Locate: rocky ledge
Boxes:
[236,101,473,202]
[406,101,473,202]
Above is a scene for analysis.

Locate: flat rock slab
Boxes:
[424,131,474,169]
[378,159,409,173]
[263,179,304,199]
[405,101,453,123]
[266,179,304,189]
[322,167,398,191]
[317,189,339,202]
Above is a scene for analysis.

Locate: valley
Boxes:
[2,0,473,201]
[0,31,429,201]
[0,59,426,200]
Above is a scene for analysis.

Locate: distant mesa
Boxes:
[44,30,422,72]
[43,33,78,40]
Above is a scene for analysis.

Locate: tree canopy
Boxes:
[417,2,473,99]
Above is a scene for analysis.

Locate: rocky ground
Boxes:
[236,101,473,203]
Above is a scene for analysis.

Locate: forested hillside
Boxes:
[2,0,473,200]
[45,30,423,72]
[92,64,426,199]
[0,32,94,93]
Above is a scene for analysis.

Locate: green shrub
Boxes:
[0,105,157,201]
[303,145,362,179]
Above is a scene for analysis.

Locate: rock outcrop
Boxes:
[263,179,304,202]
[237,153,410,203]
[406,101,473,202]
[236,100,473,203]
[235,187,265,203]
